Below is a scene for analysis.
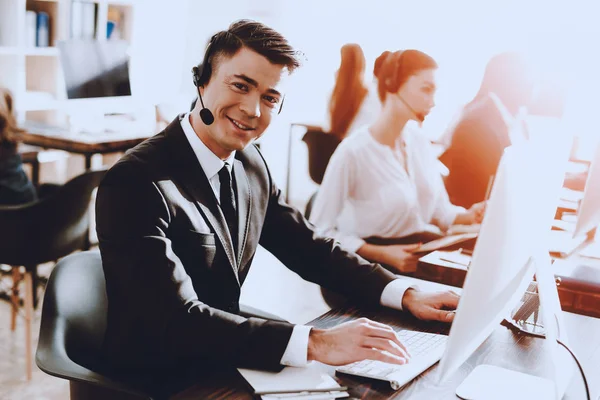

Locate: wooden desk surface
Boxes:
[15,129,152,155]
[417,240,600,319]
[172,306,599,400]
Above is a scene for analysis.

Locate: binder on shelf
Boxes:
[70,1,97,39]
[36,12,50,47]
[81,2,97,39]
[26,11,37,48]
[70,1,83,38]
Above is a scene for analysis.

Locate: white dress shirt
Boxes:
[439,93,528,149]
[488,92,529,145]
[310,124,465,253]
[181,113,414,367]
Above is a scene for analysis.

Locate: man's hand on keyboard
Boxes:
[401,289,459,322]
[307,318,411,366]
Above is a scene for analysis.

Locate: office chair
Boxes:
[0,168,106,380]
[302,128,341,185]
[304,190,318,220]
[36,251,158,400]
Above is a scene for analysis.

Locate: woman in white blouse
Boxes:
[309,50,485,274]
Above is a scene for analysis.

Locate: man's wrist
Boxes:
[401,287,418,310]
[307,328,325,362]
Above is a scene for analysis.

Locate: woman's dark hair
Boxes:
[328,43,368,139]
[374,49,438,102]
[0,89,23,146]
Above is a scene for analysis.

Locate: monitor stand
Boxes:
[455,252,568,400]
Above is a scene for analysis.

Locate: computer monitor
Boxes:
[436,138,570,398]
[57,39,139,119]
[58,39,131,101]
[573,140,600,238]
[57,39,155,134]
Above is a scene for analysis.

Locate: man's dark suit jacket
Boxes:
[439,97,511,209]
[96,116,397,372]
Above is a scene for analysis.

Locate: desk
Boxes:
[18,144,42,186]
[171,305,599,399]
[417,240,600,319]
[15,129,152,170]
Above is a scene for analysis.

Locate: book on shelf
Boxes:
[71,1,97,39]
[36,12,49,47]
[26,11,37,47]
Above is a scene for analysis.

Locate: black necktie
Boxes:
[218,163,238,254]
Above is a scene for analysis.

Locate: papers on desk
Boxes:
[559,187,584,203]
[548,230,587,258]
[579,240,600,260]
[551,218,576,232]
[238,363,348,399]
[419,250,471,270]
[413,232,478,254]
[446,224,480,235]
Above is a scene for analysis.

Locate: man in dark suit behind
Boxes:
[96,20,459,375]
[440,52,535,208]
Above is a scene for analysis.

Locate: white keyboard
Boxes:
[336,330,447,390]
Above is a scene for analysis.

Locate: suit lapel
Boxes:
[233,158,251,265]
[165,118,239,283]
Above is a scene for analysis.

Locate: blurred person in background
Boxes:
[310,50,484,274]
[324,43,380,140]
[0,88,37,205]
[439,52,535,208]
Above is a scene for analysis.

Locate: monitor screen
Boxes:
[58,39,132,100]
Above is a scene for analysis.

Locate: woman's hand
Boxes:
[455,201,486,225]
[358,243,421,274]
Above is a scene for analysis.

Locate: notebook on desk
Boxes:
[238,363,348,399]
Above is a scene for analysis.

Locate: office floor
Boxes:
[0,262,69,400]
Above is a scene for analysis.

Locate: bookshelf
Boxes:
[0,0,136,183]
[0,0,135,125]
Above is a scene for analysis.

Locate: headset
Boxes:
[191,32,285,126]
[385,50,426,124]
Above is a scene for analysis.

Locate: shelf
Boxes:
[24,47,59,56]
[0,47,21,55]
[18,91,61,111]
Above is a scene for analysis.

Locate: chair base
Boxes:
[70,381,150,400]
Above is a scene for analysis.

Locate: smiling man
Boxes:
[96,20,459,376]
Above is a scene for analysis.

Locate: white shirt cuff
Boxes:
[439,205,466,232]
[280,325,312,367]
[380,279,420,311]
[340,236,366,254]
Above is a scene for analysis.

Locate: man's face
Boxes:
[198,47,286,158]
[396,68,437,122]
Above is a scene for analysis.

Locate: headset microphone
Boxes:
[397,92,425,124]
[192,65,215,126]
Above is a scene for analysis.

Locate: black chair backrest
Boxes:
[37,251,156,399]
[302,129,341,185]
[39,251,108,369]
[0,168,106,265]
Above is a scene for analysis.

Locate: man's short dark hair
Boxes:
[195,19,302,86]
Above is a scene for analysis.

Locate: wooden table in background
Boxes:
[18,144,42,187]
[15,129,152,170]
[172,305,599,400]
